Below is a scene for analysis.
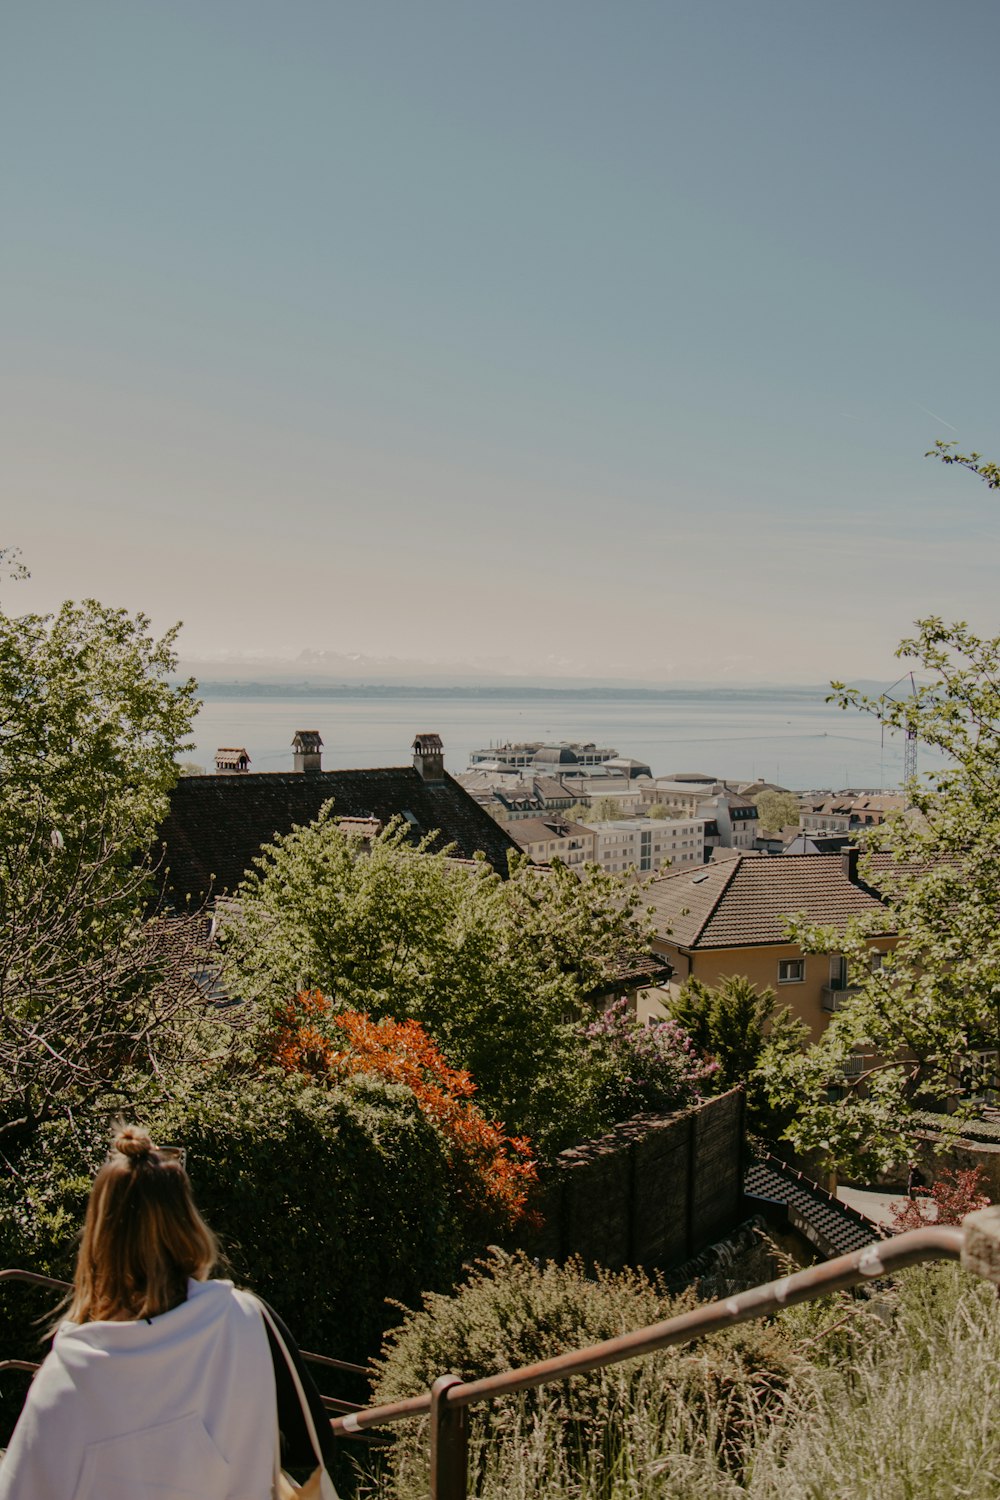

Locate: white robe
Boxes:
[0,1278,277,1500]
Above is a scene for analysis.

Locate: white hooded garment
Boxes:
[0,1278,277,1500]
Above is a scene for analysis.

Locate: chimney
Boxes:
[412,732,445,784]
[292,730,323,774]
[215,747,251,774]
[841,846,859,884]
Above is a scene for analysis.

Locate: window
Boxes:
[869,950,886,971]
[778,959,804,983]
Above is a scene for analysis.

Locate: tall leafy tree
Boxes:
[223,813,654,1146]
[751,790,801,834]
[670,974,806,1136]
[0,580,210,1143]
[761,448,1000,1175]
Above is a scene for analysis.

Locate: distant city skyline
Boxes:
[5,2,999,683]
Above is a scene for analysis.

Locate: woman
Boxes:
[0,1127,337,1500]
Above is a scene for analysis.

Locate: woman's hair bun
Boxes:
[114,1125,154,1162]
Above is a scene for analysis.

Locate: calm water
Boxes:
[183,684,945,792]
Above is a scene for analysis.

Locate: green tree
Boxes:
[771,618,1000,1173]
[925,440,1000,489]
[669,975,807,1136]
[590,795,626,821]
[751,790,801,833]
[0,590,211,1144]
[761,450,1000,1174]
[223,813,654,1148]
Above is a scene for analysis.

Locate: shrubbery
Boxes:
[264,995,537,1233]
[0,1067,498,1424]
[578,998,715,1134]
[222,813,656,1147]
[367,1256,1000,1500]
[145,1070,486,1362]
[371,1250,804,1496]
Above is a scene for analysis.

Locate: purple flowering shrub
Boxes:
[582,998,717,1126]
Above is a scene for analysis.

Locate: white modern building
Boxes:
[581,817,706,875]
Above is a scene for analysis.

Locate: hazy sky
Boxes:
[4,1,999,683]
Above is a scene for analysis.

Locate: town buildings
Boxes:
[507,818,596,870]
[510,814,705,876]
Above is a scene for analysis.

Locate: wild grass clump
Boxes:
[365,1250,806,1499]
[747,1262,1000,1500]
[359,1255,1000,1500]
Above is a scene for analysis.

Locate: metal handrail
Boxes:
[331,1211,1000,1500]
[0,1267,368,1377]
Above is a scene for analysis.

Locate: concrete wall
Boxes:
[517,1088,745,1272]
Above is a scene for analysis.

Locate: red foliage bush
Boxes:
[266,991,537,1230]
[890,1164,991,1231]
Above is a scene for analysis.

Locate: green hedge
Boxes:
[0,1070,489,1446]
[147,1070,470,1361]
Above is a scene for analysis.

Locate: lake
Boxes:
[182,683,943,792]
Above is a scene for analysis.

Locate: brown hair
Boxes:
[66,1126,219,1324]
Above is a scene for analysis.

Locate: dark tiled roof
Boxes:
[157,768,520,903]
[645,852,890,948]
[745,1152,886,1258]
[587,951,673,996]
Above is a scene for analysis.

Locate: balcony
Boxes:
[821,983,860,1013]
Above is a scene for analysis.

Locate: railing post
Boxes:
[430,1374,468,1500]
[961,1205,1000,1284]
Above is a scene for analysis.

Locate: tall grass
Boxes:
[359,1258,1000,1499]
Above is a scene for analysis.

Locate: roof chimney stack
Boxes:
[292,730,323,774]
[215,747,251,774]
[413,732,445,784]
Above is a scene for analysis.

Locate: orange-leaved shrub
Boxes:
[266,991,537,1231]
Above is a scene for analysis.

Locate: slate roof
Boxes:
[745,1152,886,1258]
[157,768,520,903]
[645,852,891,948]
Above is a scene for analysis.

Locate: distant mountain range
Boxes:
[174,647,899,697]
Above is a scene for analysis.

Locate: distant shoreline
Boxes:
[184,680,837,702]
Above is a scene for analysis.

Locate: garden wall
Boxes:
[517,1087,745,1272]
[911,1130,1000,1202]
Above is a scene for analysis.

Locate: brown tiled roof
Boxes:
[645,853,890,949]
[533,776,573,799]
[157,768,520,903]
[511,817,572,844]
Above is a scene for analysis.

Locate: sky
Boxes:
[3,1,999,684]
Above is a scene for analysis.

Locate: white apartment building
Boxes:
[510,818,597,869]
[581,817,706,876]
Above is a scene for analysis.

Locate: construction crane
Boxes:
[882,671,919,795]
